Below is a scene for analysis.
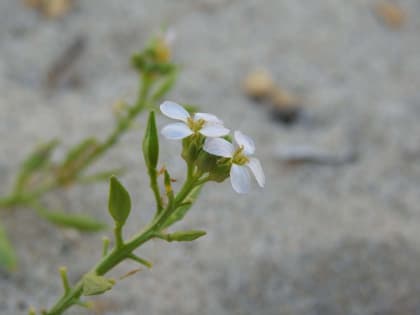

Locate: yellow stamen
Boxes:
[232,146,249,165]
[187,117,205,133]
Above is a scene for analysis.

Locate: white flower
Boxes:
[204,130,265,194]
[160,101,230,140]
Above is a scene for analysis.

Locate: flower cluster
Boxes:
[160,101,265,194]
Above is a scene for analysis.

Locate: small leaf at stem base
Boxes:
[82,273,115,296]
[36,207,107,232]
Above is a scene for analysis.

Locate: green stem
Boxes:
[1,76,154,210]
[114,224,124,249]
[74,75,152,175]
[43,163,200,315]
[149,168,163,215]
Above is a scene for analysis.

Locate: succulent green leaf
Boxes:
[82,273,115,296]
[0,223,17,271]
[166,230,206,242]
[108,176,131,225]
[36,208,106,232]
[142,111,159,170]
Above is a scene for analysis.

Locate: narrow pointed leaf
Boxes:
[36,208,106,232]
[166,230,206,242]
[108,176,131,225]
[0,223,17,271]
[21,139,59,174]
[63,138,99,166]
[15,139,59,192]
[76,168,125,185]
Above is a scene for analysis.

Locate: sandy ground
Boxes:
[1,1,420,314]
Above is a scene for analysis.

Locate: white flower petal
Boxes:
[194,112,223,124]
[160,101,190,122]
[247,158,265,188]
[161,122,193,140]
[200,124,230,138]
[204,138,234,158]
[234,131,255,155]
[230,164,251,194]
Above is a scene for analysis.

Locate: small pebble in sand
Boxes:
[23,0,74,18]
[242,69,275,100]
[275,145,358,166]
[269,87,301,124]
[243,69,302,124]
[374,1,406,29]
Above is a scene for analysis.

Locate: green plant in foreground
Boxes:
[29,102,265,315]
[0,32,178,270]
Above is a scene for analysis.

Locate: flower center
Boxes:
[232,146,249,165]
[187,117,206,133]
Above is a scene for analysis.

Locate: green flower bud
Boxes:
[165,230,206,242]
[142,111,159,170]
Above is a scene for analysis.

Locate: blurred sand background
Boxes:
[1,0,420,314]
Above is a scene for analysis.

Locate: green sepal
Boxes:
[142,111,159,170]
[108,176,131,225]
[183,104,199,114]
[163,184,203,229]
[208,162,231,183]
[196,150,218,173]
[82,273,115,296]
[196,151,230,183]
[0,222,17,271]
[131,53,146,72]
[164,230,206,242]
[181,137,202,164]
[36,208,107,232]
